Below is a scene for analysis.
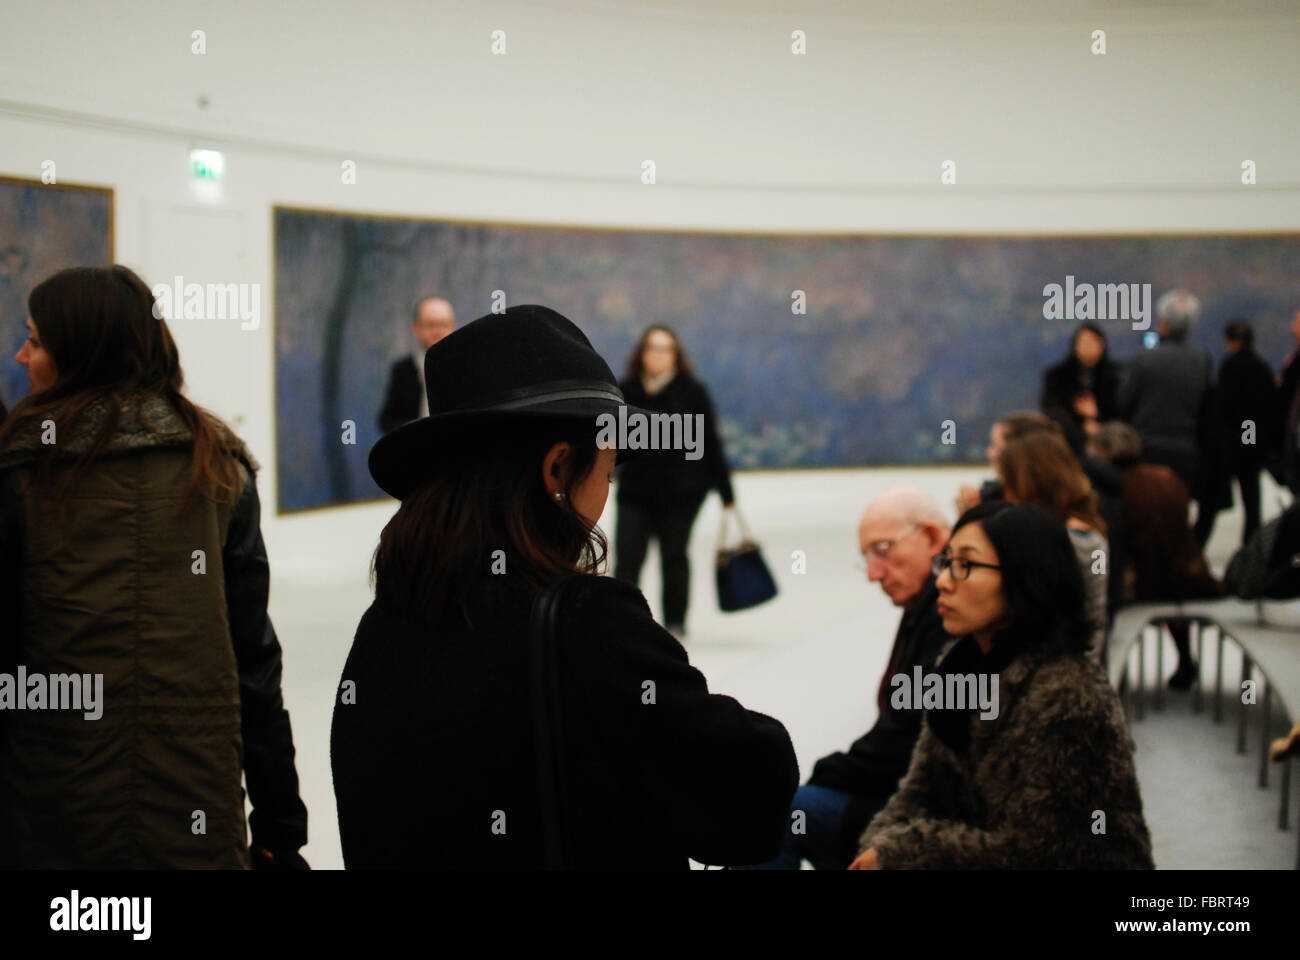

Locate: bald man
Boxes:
[378,296,456,434]
[745,488,952,869]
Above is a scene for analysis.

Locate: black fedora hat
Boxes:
[369,304,651,500]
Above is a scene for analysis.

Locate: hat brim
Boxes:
[369,400,657,501]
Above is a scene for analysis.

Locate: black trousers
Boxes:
[614,494,705,630]
[1193,460,1262,547]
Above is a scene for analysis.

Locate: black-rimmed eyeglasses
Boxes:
[931,553,1002,582]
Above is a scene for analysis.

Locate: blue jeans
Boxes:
[739,784,856,870]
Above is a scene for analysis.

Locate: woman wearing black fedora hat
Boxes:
[330,305,798,868]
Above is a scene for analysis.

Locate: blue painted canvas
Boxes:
[0,178,113,411]
[273,206,1300,513]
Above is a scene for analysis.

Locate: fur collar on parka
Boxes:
[860,640,1155,869]
[0,393,254,475]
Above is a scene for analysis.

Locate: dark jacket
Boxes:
[0,395,307,868]
[615,373,735,506]
[1041,357,1119,455]
[330,574,797,868]
[1118,338,1213,463]
[378,356,421,435]
[1218,347,1278,466]
[1278,349,1300,488]
[860,638,1154,869]
[1224,503,1300,600]
[808,578,949,843]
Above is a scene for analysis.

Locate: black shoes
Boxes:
[1168,661,1198,691]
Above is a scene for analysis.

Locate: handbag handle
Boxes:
[528,575,576,869]
[716,504,755,554]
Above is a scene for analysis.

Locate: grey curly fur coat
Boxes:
[860,641,1154,869]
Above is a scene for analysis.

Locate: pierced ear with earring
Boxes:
[552,491,566,502]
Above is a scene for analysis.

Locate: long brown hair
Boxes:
[997,429,1106,536]
[0,265,241,506]
[371,420,608,628]
[624,325,696,381]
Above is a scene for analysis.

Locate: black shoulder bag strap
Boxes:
[528,575,576,869]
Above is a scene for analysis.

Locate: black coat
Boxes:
[1117,339,1213,459]
[1041,357,1119,455]
[1283,350,1300,490]
[616,373,735,506]
[1224,503,1300,599]
[807,579,949,844]
[330,574,798,868]
[1216,348,1278,467]
[378,357,421,435]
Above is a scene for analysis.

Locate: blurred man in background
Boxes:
[378,296,456,435]
[1117,289,1215,540]
[1278,309,1300,495]
[1208,319,1277,545]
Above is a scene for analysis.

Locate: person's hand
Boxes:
[1083,417,1100,437]
[955,485,981,515]
[847,848,879,870]
[251,846,311,870]
[1074,394,1099,420]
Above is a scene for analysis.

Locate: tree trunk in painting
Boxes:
[321,220,361,504]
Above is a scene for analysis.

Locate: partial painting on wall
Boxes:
[273,205,1300,513]
[0,177,114,411]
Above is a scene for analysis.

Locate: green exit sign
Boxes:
[190,149,225,180]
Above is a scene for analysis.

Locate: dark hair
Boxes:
[1069,322,1110,364]
[1224,317,1253,347]
[371,418,608,628]
[0,265,240,506]
[624,325,696,381]
[950,501,1090,659]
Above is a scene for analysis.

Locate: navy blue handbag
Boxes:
[715,507,778,612]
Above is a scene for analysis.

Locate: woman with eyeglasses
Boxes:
[849,500,1153,870]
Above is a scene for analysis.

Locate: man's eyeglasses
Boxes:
[858,525,923,567]
[931,553,1002,582]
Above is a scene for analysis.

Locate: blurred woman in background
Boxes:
[996,428,1110,664]
[1087,421,1222,689]
[614,325,735,638]
[0,265,307,869]
[954,409,1056,515]
[851,501,1152,870]
[1041,322,1120,456]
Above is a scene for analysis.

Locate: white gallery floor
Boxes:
[263,466,1298,870]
